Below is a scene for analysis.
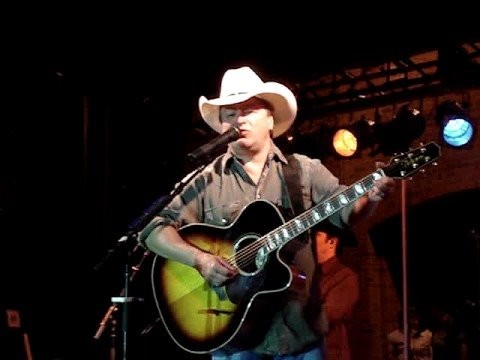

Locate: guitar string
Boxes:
[166,148,433,296]
[224,147,434,269]
[227,184,365,268]
[226,181,370,269]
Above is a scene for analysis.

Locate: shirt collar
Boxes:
[221,139,289,169]
[320,256,340,275]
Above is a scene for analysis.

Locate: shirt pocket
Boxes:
[204,200,243,226]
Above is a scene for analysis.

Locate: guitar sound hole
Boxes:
[234,234,266,275]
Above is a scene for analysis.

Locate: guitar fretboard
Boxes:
[258,169,385,255]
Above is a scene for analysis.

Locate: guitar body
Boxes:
[151,200,294,354]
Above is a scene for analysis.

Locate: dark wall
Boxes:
[0,90,199,360]
[370,188,480,309]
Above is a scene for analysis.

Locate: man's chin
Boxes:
[237,138,252,147]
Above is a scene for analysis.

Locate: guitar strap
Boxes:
[283,154,305,217]
[282,154,316,295]
[283,154,309,245]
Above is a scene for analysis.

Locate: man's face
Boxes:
[314,231,337,262]
[220,97,273,149]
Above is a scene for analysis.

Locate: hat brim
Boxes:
[312,220,358,247]
[199,82,297,138]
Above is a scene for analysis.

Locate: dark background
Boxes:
[1,21,480,359]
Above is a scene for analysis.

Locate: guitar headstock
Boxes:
[383,142,441,179]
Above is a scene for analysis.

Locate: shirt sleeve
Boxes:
[138,169,207,244]
[307,156,353,227]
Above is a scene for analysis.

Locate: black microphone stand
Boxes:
[93,164,206,360]
[93,235,148,360]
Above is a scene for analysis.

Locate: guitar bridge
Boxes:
[197,309,234,315]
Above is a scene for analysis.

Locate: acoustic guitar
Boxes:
[151,142,441,354]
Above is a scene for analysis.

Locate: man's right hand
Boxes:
[194,251,237,287]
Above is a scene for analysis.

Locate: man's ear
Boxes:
[315,231,327,240]
[268,116,274,132]
[328,235,339,245]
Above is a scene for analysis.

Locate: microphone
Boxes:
[187,127,240,163]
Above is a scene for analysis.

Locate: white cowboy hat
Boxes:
[198,66,297,138]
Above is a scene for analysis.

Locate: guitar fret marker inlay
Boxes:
[354,183,365,194]
[325,203,333,213]
[295,219,303,230]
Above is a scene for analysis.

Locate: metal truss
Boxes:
[295,40,480,122]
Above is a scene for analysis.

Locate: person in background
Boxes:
[140,66,395,359]
[305,220,360,360]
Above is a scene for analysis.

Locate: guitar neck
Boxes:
[261,169,385,254]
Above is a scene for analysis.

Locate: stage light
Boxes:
[332,128,357,157]
[436,100,475,148]
[374,104,426,155]
[332,116,377,157]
